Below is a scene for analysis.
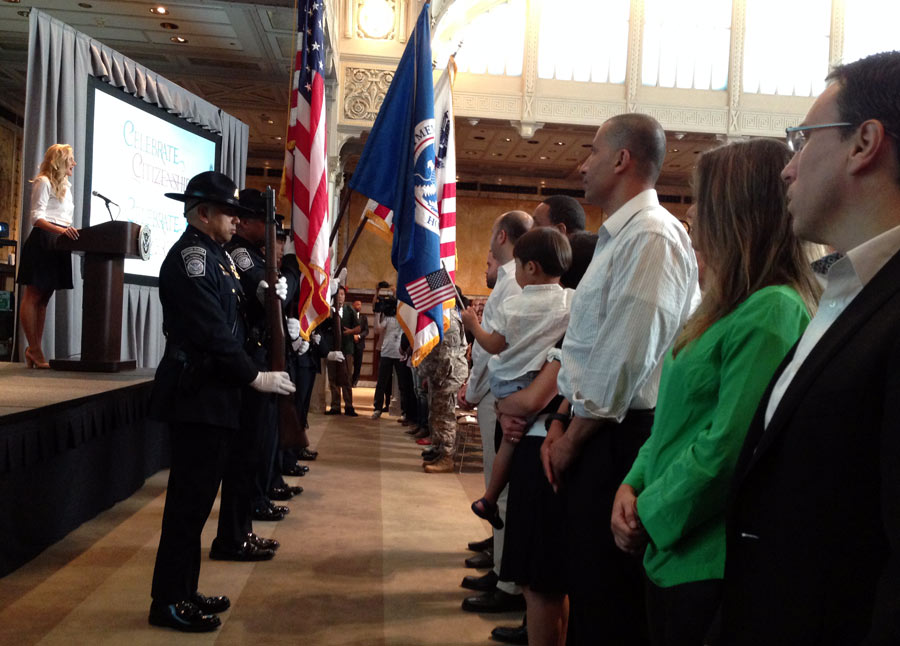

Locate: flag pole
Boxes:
[333,212,368,275]
[328,184,354,246]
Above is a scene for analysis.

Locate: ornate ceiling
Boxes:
[0,0,725,193]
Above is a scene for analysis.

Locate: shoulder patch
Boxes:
[231,248,254,272]
[181,246,206,278]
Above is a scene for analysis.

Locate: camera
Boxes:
[373,281,397,316]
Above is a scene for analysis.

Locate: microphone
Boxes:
[92,190,118,207]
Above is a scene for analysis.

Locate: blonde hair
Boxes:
[674,138,821,355]
[32,144,74,200]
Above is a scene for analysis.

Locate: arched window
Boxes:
[842,0,900,64]
[537,0,630,83]
[433,0,526,75]
[641,0,732,90]
[742,0,831,96]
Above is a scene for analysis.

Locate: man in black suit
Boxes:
[351,299,368,386]
[722,51,900,645]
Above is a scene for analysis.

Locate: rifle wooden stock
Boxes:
[264,187,309,450]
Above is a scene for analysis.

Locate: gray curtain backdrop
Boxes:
[19,9,249,368]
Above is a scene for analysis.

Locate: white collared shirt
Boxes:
[31,176,74,227]
[557,189,699,421]
[764,223,900,426]
[468,258,522,404]
[489,283,573,384]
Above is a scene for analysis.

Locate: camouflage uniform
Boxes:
[418,310,468,456]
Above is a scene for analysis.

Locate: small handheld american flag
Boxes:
[405,266,457,313]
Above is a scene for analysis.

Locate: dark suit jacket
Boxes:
[722,250,900,646]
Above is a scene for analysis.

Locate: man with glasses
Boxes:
[722,51,900,644]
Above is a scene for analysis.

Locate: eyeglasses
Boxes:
[785,122,853,153]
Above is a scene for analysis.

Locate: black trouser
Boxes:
[373,356,398,411]
[216,390,258,548]
[282,359,318,471]
[252,391,278,508]
[564,410,654,646]
[151,422,231,603]
[352,343,364,385]
[396,362,416,421]
[646,578,723,646]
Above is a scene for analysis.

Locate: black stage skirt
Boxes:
[17,227,73,292]
[499,434,568,595]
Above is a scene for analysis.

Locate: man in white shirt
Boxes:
[722,51,900,645]
[542,114,697,645]
[458,210,531,613]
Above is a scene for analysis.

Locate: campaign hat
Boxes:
[165,171,252,214]
[237,188,268,220]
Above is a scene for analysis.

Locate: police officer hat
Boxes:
[165,171,252,214]
[237,189,268,220]
[275,213,288,239]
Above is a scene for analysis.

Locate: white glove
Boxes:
[311,333,321,344]
[257,277,288,304]
[286,317,301,340]
[292,338,310,354]
[328,267,348,298]
[327,350,345,362]
[282,236,295,256]
[250,371,296,394]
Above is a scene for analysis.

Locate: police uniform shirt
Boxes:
[152,225,258,429]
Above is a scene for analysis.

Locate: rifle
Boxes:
[264,186,309,450]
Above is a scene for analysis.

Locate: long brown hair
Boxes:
[674,138,821,355]
[31,144,73,200]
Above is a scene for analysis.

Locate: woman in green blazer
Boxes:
[610,138,821,646]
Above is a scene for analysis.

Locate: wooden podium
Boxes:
[51,221,143,372]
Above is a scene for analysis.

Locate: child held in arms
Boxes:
[460,227,573,528]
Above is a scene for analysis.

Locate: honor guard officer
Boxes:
[148,171,295,633]
[208,188,291,562]
[222,189,300,523]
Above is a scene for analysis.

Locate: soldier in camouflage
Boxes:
[418,308,468,473]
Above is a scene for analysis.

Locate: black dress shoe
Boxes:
[491,621,528,644]
[269,485,303,500]
[282,463,308,477]
[464,549,494,569]
[148,600,221,632]
[210,539,275,561]
[461,569,498,591]
[467,536,494,553]
[191,592,230,614]
[461,589,526,613]
[247,532,279,551]
[269,502,290,515]
[298,448,318,461]
[252,506,285,522]
[344,408,359,417]
[325,408,340,415]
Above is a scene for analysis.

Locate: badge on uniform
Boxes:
[181,246,206,278]
[231,248,254,272]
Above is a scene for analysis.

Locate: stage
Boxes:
[0,363,167,577]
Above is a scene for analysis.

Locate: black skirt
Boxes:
[499,434,568,595]
[16,227,73,292]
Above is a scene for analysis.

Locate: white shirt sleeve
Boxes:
[567,231,696,421]
[30,178,51,224]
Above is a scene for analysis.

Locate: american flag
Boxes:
[405,267,457,313]
[433,59,458,325]
[282,0,330,339]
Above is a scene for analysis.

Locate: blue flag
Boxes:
[349,3,443,365]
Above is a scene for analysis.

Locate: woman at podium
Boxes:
[17,143,80,368]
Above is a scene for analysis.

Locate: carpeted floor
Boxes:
[0,389,517,645]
